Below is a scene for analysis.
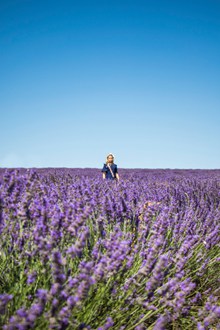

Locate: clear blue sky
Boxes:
[1,0,220,169]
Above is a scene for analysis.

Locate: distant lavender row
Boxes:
[0,168,220,329]
[1,167,220,177]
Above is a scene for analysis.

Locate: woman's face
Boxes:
[107,155,114,163]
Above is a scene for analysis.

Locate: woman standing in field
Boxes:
[101,153,119,182]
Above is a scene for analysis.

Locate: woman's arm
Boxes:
[114,164,119,181]
[101,163,107,180]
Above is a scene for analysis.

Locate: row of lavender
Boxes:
[0,168,220,329]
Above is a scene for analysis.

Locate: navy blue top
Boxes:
[101,163,118,180]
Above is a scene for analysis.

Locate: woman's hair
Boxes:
[105,153,115,164]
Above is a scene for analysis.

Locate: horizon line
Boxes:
[1,167,220,171]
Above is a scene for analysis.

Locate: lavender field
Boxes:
[0,168,220,330]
